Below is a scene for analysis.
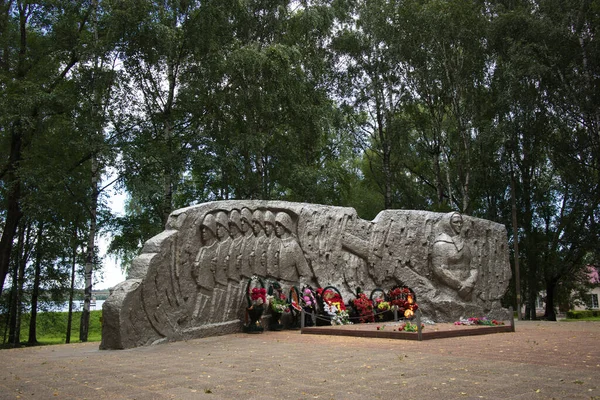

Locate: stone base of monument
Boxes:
[300,320,514,341]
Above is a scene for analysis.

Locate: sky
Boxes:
[94,188,127,291]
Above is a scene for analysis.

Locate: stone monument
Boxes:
[101,200,511,349]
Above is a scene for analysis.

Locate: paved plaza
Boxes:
[1,320,598,399]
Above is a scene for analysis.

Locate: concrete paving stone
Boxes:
[0,321,598,399]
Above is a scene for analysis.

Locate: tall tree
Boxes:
[0,0,98,296]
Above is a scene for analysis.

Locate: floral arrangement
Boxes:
[250,287,266,307]
[398,321,422,332]
[290,300,302,313]
[244,277,266,333]
[301,287,317,310]
[323,302,351,325]
[317,287,347,311]
[352,293,375,323]
[388,286,419,318]
[317,287,351,325]
[376,300,391,312]
[376,322,423,332]
[267,292,290,314]
[454,317,504,326]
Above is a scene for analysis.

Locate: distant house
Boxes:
[574,265,600,311]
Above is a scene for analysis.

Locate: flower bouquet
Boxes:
[376,322,424,332]
[352,292,375,323]
[370,288,393,322]
[287,286,303,329]
[300,286,317,327]
[388,286,419,320]
[267,281,288,331]
[244,276,266,333]
[316,286,351,326]
[454,317,504,326]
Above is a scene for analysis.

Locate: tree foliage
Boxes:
[1,0,599,345]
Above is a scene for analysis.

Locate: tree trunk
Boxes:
[0,2,30,297]
[8,222,27,347]
[14,223,29,347]
[66,222,78,344]
[526,267,538,320]
[7,262,18,346]
[509,165,522,320]
[382,137,392,210]
[80,155,99,342]
[0,125,23,296]
[162,55,176,225]
[544,279,557,321]
[27,221,44,345]
[433,151,445,208]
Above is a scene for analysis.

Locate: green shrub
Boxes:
[566,310,598,319]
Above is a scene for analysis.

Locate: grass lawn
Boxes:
[562,316,600,322]
[1,310,102,347]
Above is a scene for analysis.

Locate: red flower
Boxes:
[353,293,375,323]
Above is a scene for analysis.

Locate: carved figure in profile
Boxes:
[275,212,312,283]
[227,210,243,282]
[251,210,267,276]
[264,210,281,278]
[209,211,231,321]
[192,214,218,320]
[224,210,244,320]
[239,207,255,279]
[214,211,231,286]
[431,212,478,301]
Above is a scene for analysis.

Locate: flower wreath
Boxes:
[388,286,419,319]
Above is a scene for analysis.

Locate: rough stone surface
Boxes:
[101,200,511,349]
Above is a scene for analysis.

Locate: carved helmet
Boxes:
[252,210,264,229]
[215,211,229,231]
[229,209,242,231]
[200,213,217,236]
[240,207,253,225]
[264,210,275,227]
[275,212,293,233]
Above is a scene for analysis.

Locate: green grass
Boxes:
[1,310,102,347]
[562,316,600,322]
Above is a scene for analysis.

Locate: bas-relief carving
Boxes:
[101,201,511,349]
[431,212,477,301]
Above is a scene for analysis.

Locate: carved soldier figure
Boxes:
[264,210,281,278]
[223,209,244,321]
[431,212,478,301]
[214,211,231,286]
[227,210,243,282]
[239,207,255,279]
[251,210,267,276]
[275,212,311,283]
[209,211,231,321]
[192,214,218,320]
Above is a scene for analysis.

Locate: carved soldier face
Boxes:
[216,224,229,240]
[240,218,251,234]
[450,213,463,235]
[264,222,274,236]
[201,226,215,243]
[229,222,242,238]
[275,221,288,238]
[252,219,263,234]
